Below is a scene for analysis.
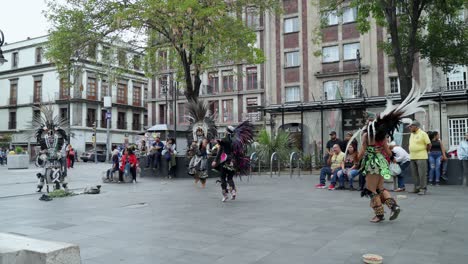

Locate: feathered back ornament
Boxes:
[230,121,255,175]
[186,100,217,141]
[346,87,433,153]
[27,104,68,151]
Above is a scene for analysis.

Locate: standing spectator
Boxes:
[389,142,410,192]
[324,131,342,162]
[408,120,431,195]
[458,132,468,186]
[0,148,5,166]
[336,144,360,190]
[119,148,138,183]
[66,145,75,169]
[342,131,358,153]
[315,144,345,190]
[163,138,177,179]
[428,131,447,186]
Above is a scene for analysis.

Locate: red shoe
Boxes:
[328,184,335,190]
[315,183,326,189]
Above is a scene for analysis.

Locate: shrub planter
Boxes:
[7,154,29,170]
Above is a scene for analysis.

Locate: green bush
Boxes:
[15,146,24,154]
[256,128,297,168]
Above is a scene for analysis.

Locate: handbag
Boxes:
[389,162,401,176]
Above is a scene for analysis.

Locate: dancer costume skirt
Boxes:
[360,146,392,180]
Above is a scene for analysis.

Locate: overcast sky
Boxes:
[0,0,49,44]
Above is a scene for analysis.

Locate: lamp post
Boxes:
[172,78,177,141]
[161,78,168,125]
[356,49,363,98]
[0,29,8,65]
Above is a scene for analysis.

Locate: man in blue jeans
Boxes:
[315,144,345,190]
[389,142,410,192]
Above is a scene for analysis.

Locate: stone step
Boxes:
[0,233,81,264]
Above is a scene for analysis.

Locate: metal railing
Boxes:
[249,152,261,181]
[242,112,262,122]
[289,152,302,178]
[270,152,280,178]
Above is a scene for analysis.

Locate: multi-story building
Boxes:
[260,0,467,153]
[0,36,148,157]
[146,8,266,136]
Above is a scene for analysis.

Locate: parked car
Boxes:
[80,150,107,162]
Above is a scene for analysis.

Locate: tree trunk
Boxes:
[179,51,198,102]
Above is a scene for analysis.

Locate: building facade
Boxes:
[0,36,148,157]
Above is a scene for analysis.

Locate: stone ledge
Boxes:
[0,233,81,264]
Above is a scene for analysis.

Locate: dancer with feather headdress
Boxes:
[349,88,433,222]
[186,100,218,188]
[211,121,255,202]
[30,104,69,193]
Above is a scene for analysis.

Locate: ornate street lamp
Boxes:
[355,49,363,98]
[0,30,8,65]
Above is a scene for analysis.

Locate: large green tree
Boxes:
[45,0,281,102]
[320,0,468,98]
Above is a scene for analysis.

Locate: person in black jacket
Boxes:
[212,126,237,202]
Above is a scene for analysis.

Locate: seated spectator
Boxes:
[106,149,120,182]
[336,144,360,190]
[389,142,410,192]
[315,144,345,190]
[119,148,138,183]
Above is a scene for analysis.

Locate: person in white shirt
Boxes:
[458,133,468,186]
[389,142,410,192]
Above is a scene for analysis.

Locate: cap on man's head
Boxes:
[408,120,421,127]
[329,131,337,136]
[226,126,235,133]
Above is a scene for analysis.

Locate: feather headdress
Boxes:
[230,121,255,175]
[346,87,433,153]
[28,104,68,151]
[186,100,217,141]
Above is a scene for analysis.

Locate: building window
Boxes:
[208,72,219,94]
[284,17,299,33]
[285,51,300,67]
[33,110,41,122]
[133,84,141,106]
[246,67,258,90]
[35,47,43,64]
[323,81,340,100]
[222,99,234,123]
[144,114,148,127]
[159,105,166,124]
[101,45,111,61]
[12,52,19,68]
[60,78,69,99]
[343,79,360,98]
[343,43,360,60]
[159,76,169,97]
[390,77,400,94]
[246,97,258,113]
[33,78,42,103]
[87,77,97,100]
[449,118,468,149]
[100,110,107,128]
[117,82,128,104]
[246,7,259,28]
[285,86,300,103]
[325,10,338,26]
[158,50,168,70]
[60,108,68,121]
[86,108,96,127]
[322,46,339,63]
[117,112,126,129]
[446,65,467,90]
[118,49,127,66]
[222,71,234,92]
[87,43,97,60]
[133,55,141,70]
[209,100,219,122]
[9,80,18,105]
[101,79,109,99]
[342,7,357,23]
[178,103,188,124]
[132,114,141,131]
[9,112,17,129]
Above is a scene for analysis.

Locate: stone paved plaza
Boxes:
[1,163,467,264]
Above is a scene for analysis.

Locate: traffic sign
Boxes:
[106,112,112,120]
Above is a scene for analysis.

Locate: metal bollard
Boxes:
[270,152,280,178]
